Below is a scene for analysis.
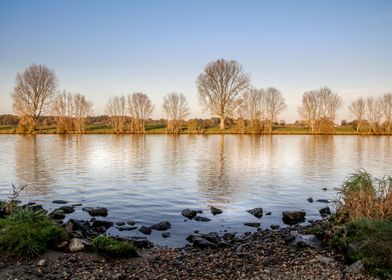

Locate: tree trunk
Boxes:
[220,116,225,130]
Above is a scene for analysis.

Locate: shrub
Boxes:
[336,170,392,221]
[92,236,138,259]
[0,208,68,258]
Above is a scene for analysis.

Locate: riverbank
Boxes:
[0,223,376,280]
[2,124,390,135]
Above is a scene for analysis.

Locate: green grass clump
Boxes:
[0,208,68,258]
[345,219,392,278]
[92,236,138,259]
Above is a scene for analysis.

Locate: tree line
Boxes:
[7,60,392,134]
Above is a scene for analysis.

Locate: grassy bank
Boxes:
[316,171,392,278]
[0,124,381,135]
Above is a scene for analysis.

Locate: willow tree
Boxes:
[197,59,250,130]
[11,64,57,132]
[127,92,154,133]
[162,92,189,133]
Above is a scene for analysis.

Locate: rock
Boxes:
[322,187,327,191]
[210,206,223,215]
[117,226,137,231]
[150,221,171,231]
[192,237,217,248]
[270,224,280,230]
[52,200,68,204]
[161,232,170,238]
[317,256,333,265]
[244,222,260,228]
[37,259,46,267]
[91,220,113,229]
[181,209,197,219]
[116,222,125,226]
[82,207,108,217]
[319,207,331,217]
[282,211,306,225]
[57,241,68,250]
[196,210,203,214]
[49,209,65,220]
[344,260,364,275]
[307,197,314,203]
[95,226,107,233]
[203,233,221,244]
[287,233,322,249]
[316,199,329,203]
[247,208,263,218]
[59,205,75,214]
[194,216,211,222]
[72,203,82,207]
[127,221,136,225]
[27,204,46,213]
[265,211,272,215]
[128,237,153,248]
[222,232,236,241]
[139,226,152,235]
[69,238,88,252]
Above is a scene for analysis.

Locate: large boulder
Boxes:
[82,207,108,217]
[247,208,263,218]
[282,211,306,225]
[150,221,171,231]
[181,209,197,220]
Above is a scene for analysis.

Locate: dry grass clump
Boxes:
[336,170,392,221]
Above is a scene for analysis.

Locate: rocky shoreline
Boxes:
[0,200,378,279]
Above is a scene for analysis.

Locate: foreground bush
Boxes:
[92,236,138,259]
[322,171,392,278]
[0,208,68,258]
[337,170,392,221]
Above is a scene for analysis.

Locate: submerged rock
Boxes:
[247,208,263,218]
[316,199,329,203]
[82,207,108,217]
[116,222,125,226]
[150,221,171,231]
[181,209,197,220]
[307,197,314,203]
[282,211,306,225]
[52,200,68,204]
[194,216,211,222]
[139,226,152,235]
[161,232,170,238]
[117,226,137,231]
[244,222,260,228]
[210,206,223,215]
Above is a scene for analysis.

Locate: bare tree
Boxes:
[380,93,392,133]
[366,97,381,134]
[105,95,127,133]
[162,92,189,133]
[197,59,250,130]
[11,64,57,131]
[349,97,366,132]
[127,92,154,133]
[298,87,342,133]
[51,91,73,133]
[265,87,287,133]
[73,93,92,133]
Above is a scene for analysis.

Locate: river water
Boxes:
[0,135,391,246]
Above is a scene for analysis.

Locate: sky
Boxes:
[0,0,391,122]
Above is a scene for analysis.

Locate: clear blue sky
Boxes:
[1,0,391,121]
